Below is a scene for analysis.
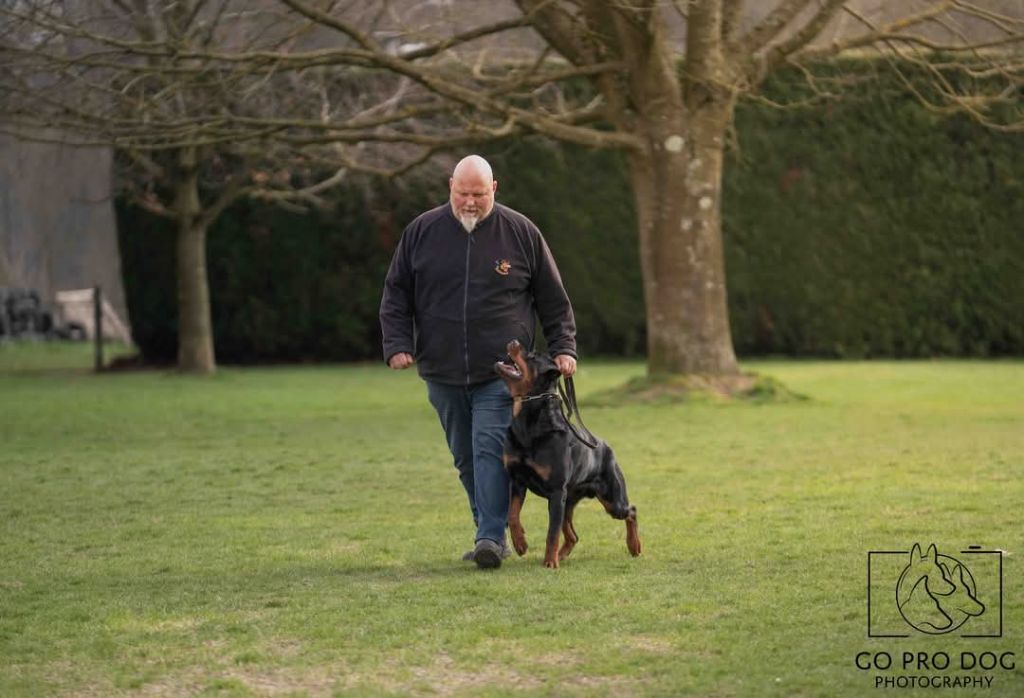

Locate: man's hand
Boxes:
[388,352,415,370]
[554,354,577,378]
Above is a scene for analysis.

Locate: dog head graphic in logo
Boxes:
[494,259,511,276]
[896,543,985,634]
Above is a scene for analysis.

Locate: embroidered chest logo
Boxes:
[494,259,512,276]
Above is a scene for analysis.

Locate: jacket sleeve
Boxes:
[379,228,416,364]
[530,229,577,359]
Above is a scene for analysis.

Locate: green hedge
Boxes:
[118,64,1024,362]
[724,67,1024,357]
[117,181,441,364]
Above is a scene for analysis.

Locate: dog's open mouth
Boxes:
[494,356,522,380]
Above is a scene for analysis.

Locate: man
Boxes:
[380,154,577,569]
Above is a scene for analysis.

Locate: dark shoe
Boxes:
[463,541,511,562]
[472,538,505,569]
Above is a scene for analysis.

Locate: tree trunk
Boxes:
[174,147,216,374]
[630,101,739,377]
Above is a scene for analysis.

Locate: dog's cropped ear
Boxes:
[527,351,556,374]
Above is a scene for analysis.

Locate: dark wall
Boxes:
[1,135,129,324]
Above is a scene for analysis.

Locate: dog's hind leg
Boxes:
[625,506,641,557]
[598,450,642,557]
[558,499,580,561]
[598,496,642,558]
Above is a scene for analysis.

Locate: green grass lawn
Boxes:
[1,343,1022,697]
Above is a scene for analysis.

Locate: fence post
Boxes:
[94,285,103,372]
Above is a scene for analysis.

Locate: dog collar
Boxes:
[512,392,559,404]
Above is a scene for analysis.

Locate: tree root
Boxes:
[584,372,807,406]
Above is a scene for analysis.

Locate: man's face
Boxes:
[450,170,497,232]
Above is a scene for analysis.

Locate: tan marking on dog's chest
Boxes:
[526,459,552,481]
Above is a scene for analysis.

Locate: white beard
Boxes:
[457,213,479,232]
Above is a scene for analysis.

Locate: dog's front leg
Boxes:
[558,501,579,561]
[544,488,567,569]
[508,478,529,556]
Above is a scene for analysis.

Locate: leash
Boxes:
[557,375,599,449]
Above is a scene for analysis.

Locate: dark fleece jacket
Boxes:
[380,202,577,385]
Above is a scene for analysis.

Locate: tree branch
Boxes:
[399,13,539,61]
[722,0,745,42]
[197,169,254,230]
[764,0,849,70]
[686,0,724,79]
[277,0,379,52]
[792,1,963,62]
[515,0,602,67]
[738,0,815,55]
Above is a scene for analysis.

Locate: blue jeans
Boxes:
[426,379,512,545]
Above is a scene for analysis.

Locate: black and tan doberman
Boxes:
[494,340,641,568]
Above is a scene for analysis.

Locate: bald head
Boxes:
[450,155,497,232]
[452,155,493,182]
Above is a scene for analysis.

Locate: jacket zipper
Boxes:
[462,231,472,384]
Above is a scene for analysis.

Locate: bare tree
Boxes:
[0,0,419,373]
[3,1,1021,384]
[268,0,1023,387]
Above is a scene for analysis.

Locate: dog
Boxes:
[494,340,641,568]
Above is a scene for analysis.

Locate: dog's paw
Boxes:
[510,529,528,556]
